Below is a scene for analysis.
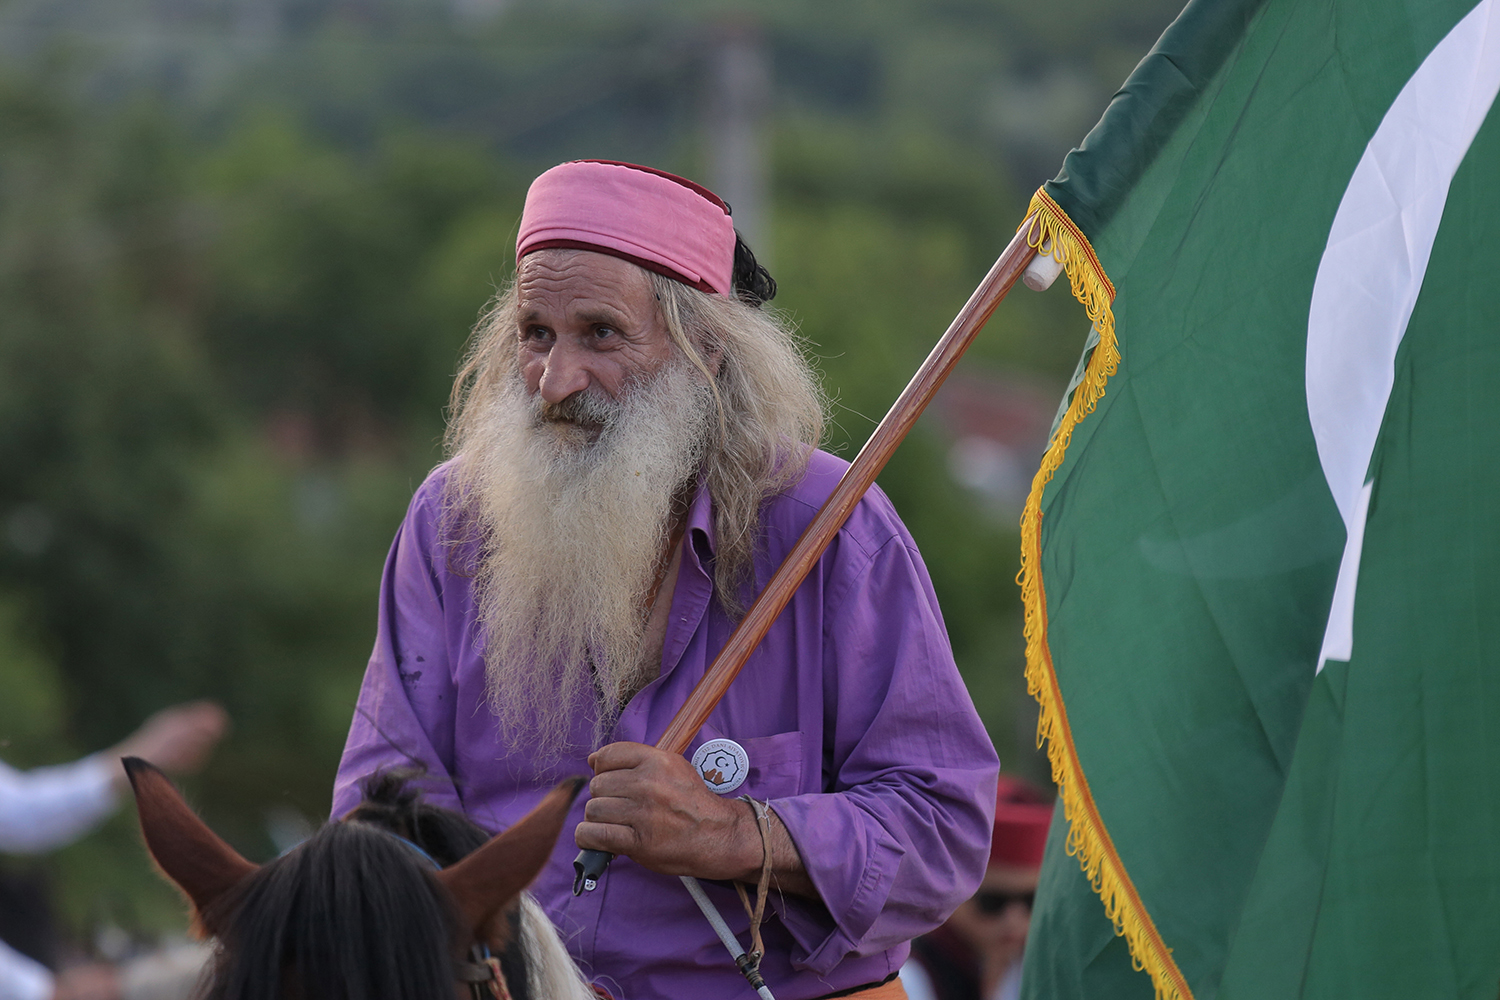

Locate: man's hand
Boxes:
[576,742,822,899]
[576,742,760,880]
[52,965,120,1000]
[111,701,229,792]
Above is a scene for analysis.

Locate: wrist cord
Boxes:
[679,876,776,1000]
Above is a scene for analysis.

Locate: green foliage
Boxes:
[0,595,68,765]
[198,114,527,442]
[0,0,1181,945]
[0,73,479,933]
[0,73,226,748]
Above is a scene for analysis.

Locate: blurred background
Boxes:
[0,0,1179,954]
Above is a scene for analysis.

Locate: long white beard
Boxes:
[448,361,714,755]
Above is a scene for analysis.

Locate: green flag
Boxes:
[1015,0,1500,996]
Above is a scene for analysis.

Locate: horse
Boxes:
[124,757,600,1000]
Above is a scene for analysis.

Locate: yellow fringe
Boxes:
[1015,189,1193,1000]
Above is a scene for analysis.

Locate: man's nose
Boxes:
[537,340,592,404]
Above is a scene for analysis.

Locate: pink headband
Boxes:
[517,160,736,297]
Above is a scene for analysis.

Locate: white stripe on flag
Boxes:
[1307,0,1500,673]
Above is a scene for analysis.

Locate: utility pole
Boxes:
[235,0,282,53]
[704,19,771,262]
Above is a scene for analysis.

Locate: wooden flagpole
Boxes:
[575,220,1039,892]
[655,220,1040,753]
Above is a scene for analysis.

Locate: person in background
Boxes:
[0,701,228,1000]
[900,776,1053,1000]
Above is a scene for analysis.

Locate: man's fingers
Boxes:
[576,741,752,878]
[587,770,628,800]
[581,794,637,826]
[117,701,230,774]
[574,820,639,855]
[587,740,653,773]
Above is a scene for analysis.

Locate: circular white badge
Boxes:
[690,738,750,795]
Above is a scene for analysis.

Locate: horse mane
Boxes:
[200,768,527,1000]
[344,768,490,867]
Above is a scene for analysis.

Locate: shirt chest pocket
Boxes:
[689,727,806,802]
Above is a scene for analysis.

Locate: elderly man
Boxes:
[334,160,998,999]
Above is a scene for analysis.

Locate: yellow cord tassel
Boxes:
[1015,189,1192,1000]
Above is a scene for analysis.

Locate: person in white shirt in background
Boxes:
[0,701,228,1000]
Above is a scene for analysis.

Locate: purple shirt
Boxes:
[334,449,998,1000]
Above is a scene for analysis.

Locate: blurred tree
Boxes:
[0,75,505,931]
[0,72,228,747]
[198,114,527,451]
[0,0,1185,943]
[0,69,241,930]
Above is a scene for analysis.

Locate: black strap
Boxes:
[813,971,900,999]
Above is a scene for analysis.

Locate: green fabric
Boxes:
[1022,803,1158,998]
[1042,0,1265,239]
[1021,1,1500,997]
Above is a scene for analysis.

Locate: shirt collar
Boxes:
[685,473,717,559]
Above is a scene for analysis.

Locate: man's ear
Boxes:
[699,338,725,378]
[125,757,257,934]
[436,777,585,935]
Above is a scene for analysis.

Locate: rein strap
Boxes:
[458,954,512,1000]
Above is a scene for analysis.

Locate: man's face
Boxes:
[516,249,675,421]
[463,249,713,752]
[945,862,1039,970]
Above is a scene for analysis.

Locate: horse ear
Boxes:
[125,757,258,933]
[436,777,585,934]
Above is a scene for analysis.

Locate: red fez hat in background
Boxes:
[517,160,736,297]
[991,775,1053,869]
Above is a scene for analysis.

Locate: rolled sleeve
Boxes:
[0,755,118,854]
[0,939,52,1000]
[769,791,908,970]
[769,531,999,974]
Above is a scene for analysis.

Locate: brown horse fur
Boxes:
[124,757,257,937]
[431,780,584,939]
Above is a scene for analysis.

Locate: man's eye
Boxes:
[522,326,552,342]
[592,326,617,340]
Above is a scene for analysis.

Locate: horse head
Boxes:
[125,758,589,1000]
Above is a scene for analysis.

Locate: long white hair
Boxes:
[644,271,826,611]
[443,257,825,750]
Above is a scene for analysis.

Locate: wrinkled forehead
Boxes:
[518,248,652,299]
[515,249,661,327]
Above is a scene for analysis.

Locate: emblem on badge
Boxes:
[690,738,750,795]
